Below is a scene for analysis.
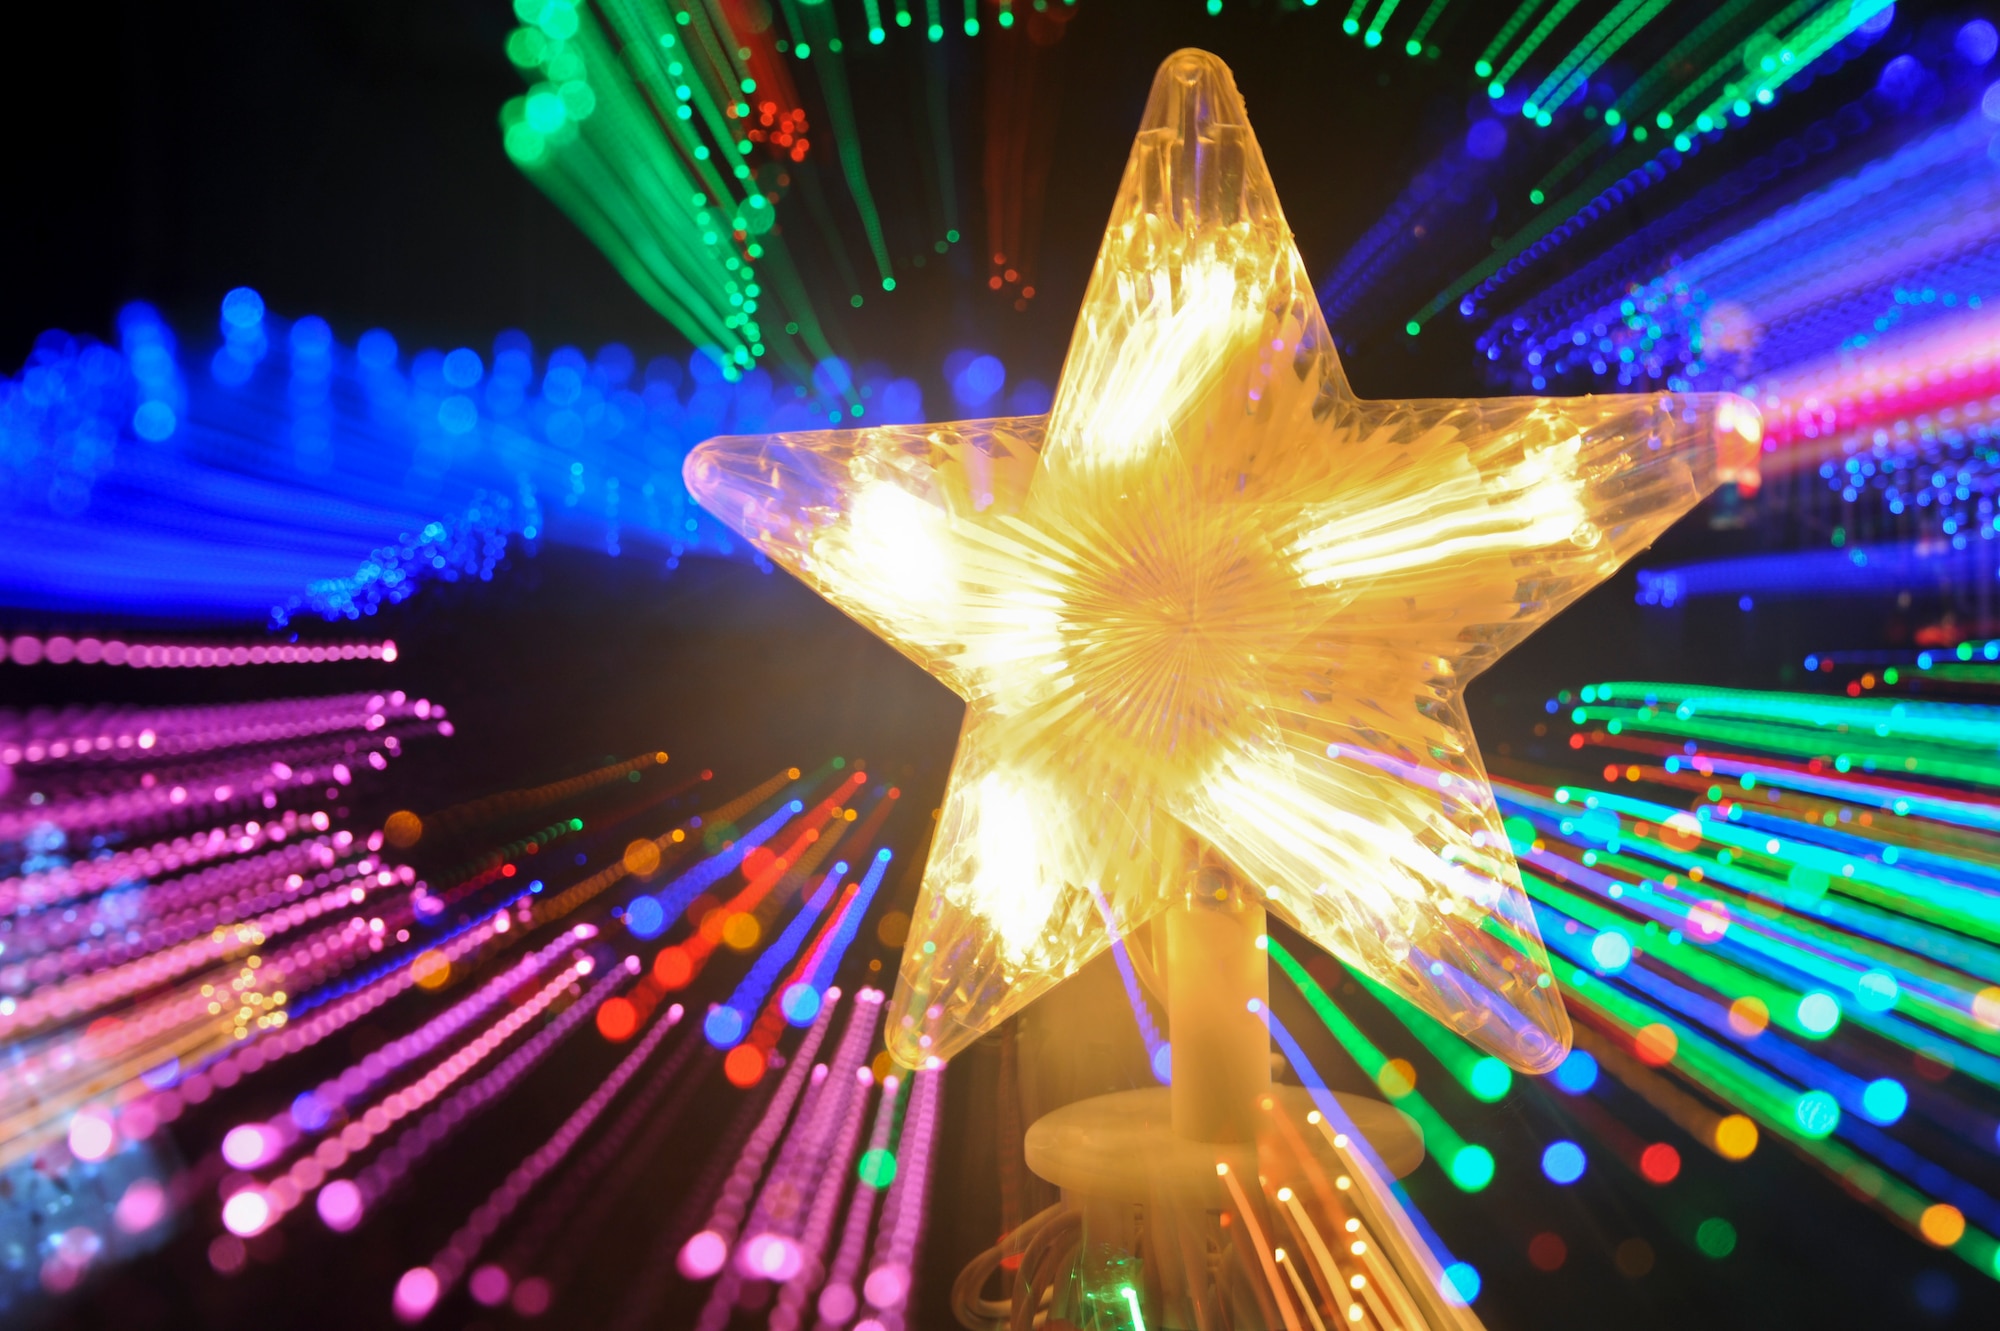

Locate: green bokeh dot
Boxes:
[1695,1217,1736,1258]
[857,1148,898,1188]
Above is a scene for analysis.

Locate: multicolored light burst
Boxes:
[0,640,943,1325]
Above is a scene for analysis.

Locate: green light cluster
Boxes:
[499,0,837,379]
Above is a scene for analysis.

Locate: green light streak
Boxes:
[1343,0,1370,37]
[1522,0,1663,117]
[1646,0,1827,137]
[1607,0,1766,128]
[1569,684,2000,791]
[1555,931,1805,1118]
[502,0,799,374]
[1343,964,1512,1101]
[1679,0,1895,143]
[1476,0,1546,78]
[1539,0,1672,114]
[1491,0,1585,95]
[1122,1285,1149,1331]
[1365,0,1406,47]
[1520,0,1765,207]
[1517,789,2000,1086]
[786,0,896,286]
[1407,0,1454,49]
[1415,0,1874,325]
[1268,939,1490,1190]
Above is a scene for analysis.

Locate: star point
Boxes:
[687,48,1760,1075]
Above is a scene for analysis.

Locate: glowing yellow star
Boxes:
[687,49,1759,1074]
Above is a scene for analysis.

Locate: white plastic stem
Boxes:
[1164,861,1270,1144]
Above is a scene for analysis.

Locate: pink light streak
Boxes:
[678,988,844,1280]
[391,1003,690,1322]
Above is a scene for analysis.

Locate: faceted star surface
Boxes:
[687,49,1761,1073]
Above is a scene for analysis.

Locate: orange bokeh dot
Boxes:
[1527,1232,1566,1271]
[1727,996,1769,1038]
[1603,764,1619,781]
[724,1045,768,1087]
[1635,1023,1678,1066]
[384,810,423,848]
[1375,1058,1416,1098]
[1714,1114,1759,1160]
[623,839,662,877]
[1639,1142,1681,1184]
[1920,1203,1966,1247]
[653,948,694,990]
[596,997,638,1042]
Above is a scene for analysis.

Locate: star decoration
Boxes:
[687,49,1760,1074]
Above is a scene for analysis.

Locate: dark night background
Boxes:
[4,1,1988,1328]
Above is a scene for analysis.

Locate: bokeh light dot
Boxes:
[1794,1089,1841,1138]
[1714,1114,1759,1160]
[1541,1140,1587,1184]
[1640,1142,1681,1184]
[1862,1078,1908,1125]
[1921,1203,1967,1247]
[1796,991,1841,1036]
[723,1044,767,1087]
[1450,1145,1495,1191]
[1550,1049,1599,1094]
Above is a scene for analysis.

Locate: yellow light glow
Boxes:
[687,49,1759,1074]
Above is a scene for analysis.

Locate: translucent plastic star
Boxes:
[687,49,1760,1073]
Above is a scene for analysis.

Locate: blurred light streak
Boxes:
[337,958,625,1221]
[245,952,608,1234]
[3,297,911,620]
[710,862,848,1048]
[391,1004,689,1320]
[1260,1006,1485,1323]
[1269,939,1494,1194]
[1087,883,1168,1082]
[811,1070,903,1331]
[0,634,396,668]
[1409,0,1894,331]
[857,1061,942,1330]
[1468,670,2000,1278]
[679,991,843,1278]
